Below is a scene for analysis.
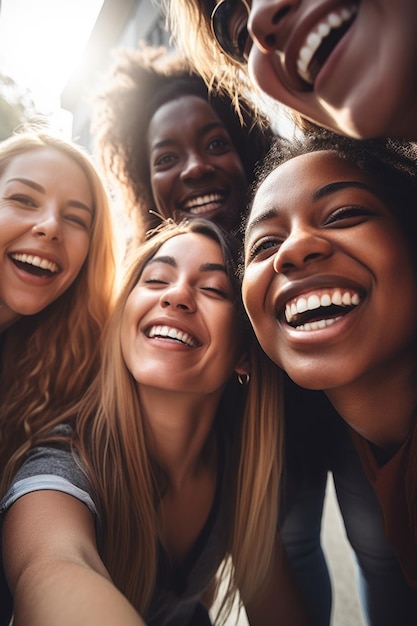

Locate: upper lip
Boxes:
[279,0,358,89]
[274,275,365,320]
[143,317,202,348]
[8,248,63,273]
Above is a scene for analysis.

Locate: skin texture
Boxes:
[121,232,244,399]
[147,96,247,231]
[214,0,417,138]
[0,147,93,330]
[2,232,249,626]
[242,150,417,447]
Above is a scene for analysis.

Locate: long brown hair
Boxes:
[0,130,118,476]
[15,218,283,621]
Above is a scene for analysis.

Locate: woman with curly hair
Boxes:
[92,45,274,242]
[243,130,417,624]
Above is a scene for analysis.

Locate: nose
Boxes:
[273,228,333,273]
[248,0,297,53]
[31,211,61,241]
[180,153,215,181]
[160,283,196,312]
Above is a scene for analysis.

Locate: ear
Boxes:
[234,352,250,377]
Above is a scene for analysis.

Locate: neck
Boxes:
[139,386,222,489]
[0,306,20,333]
[326,355,417,452]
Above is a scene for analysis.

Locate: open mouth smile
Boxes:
[181,193,226,215]
[146,324,200,347]
[9,252,61,277]
[284,287,361,331]
[295,4,358,86]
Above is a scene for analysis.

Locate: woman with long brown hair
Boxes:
[0,219,306,626]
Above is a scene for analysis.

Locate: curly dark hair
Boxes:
[248,129,417,255]
[92,45,274,241]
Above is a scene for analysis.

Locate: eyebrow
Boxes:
[150,121,226,153]
[246,180,379,237]
[246,208,278,238]
[312,180,376,201]
[146,255,227,274]
[7,177,94,214]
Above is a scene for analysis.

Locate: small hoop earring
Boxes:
[237,373,250,386]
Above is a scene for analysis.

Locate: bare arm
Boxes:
[3,490,146,626]
[244,534,312,626]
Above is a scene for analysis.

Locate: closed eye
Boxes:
[324,205,372,227]
[144,278,169,286]
[6,194,37,208]
[65,214,91,230]
[201,286,230,298]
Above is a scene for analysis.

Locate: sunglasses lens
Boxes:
[212,0,250,64]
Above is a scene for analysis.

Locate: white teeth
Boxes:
[183,193,224,214]
[11,252,59,273]
[307,294,320,310]
[297,316,342,331]
[147,325,198,347]
[284,289,361,326]
[296,297,308,313]
[296,5,357,84]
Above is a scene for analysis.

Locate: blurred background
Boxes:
[0,0,170,144]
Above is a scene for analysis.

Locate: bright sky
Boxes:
[0,0,105,130]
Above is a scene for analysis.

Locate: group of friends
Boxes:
[1,1,417,625]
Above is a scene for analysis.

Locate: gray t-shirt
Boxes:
[0,427,229,625]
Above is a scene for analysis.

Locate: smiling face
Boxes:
[148,95,247,231]
[242,150,417,393]
[0,147,93,330]
[120,232,244,396]
[211,0,417,139]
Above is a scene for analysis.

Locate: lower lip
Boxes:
[146,335,196,351]
[9,259,58,285]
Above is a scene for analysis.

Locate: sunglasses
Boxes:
[211,0,251,65]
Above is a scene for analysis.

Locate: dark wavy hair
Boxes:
[91,45,274,241]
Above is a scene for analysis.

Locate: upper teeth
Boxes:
[183,193,224,214]
[296,5,357,84]
[147,325,198,347]
[285,289,360,324]
[11,253,59,273]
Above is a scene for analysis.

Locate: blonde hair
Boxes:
[0,130,118,476]
[162,0,254,110]
[11,218,283,621]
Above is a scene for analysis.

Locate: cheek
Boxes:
[67,234,91,275]
[230,159,247,186]
[151,174,173,210]
[242,266,266,320]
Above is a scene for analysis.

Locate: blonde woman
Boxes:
[0,219,308,626]
[0,128,117,492]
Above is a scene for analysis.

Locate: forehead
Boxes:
[1,147,84,180]
[250,150,373,215]
[148,96,223,141]
[152,232,224,263]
